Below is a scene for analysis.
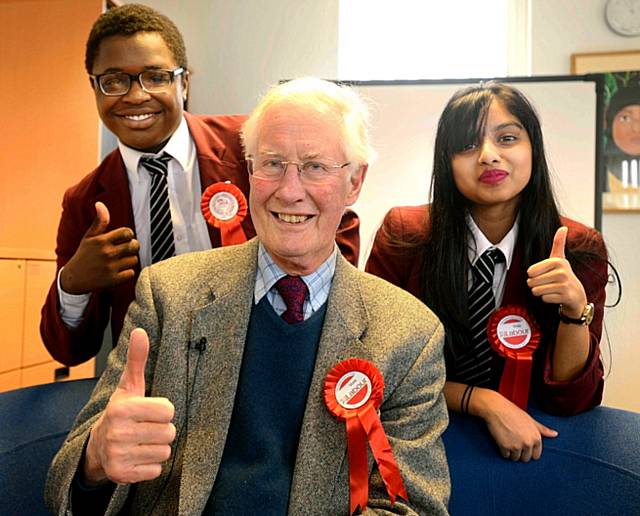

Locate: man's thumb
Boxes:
[550,226,567,259]
[85,201,110,238]
[118,328,149,396]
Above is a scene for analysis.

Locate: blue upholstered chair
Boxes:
[1,378,639,515]
[444,405,640,515]
[0,378,97,516]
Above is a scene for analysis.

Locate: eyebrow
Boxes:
[300,152,322,160]
[489,122,524,132]
[258,150,323,160]
[95,65,169,74]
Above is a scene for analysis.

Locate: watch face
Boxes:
[583,302,595,325]
[606,0,640,36]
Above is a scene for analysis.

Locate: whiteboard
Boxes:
[350,79,599,267]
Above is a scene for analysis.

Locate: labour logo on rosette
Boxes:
[324,358,408,515]
[497,315,532,349]
[200,182,248,246]
[335,371,373,410]
[488,306,541,410]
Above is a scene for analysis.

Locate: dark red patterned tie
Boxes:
[275,275,308,324]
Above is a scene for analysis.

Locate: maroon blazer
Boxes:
[41,113,360,366]
[366,205,607,416]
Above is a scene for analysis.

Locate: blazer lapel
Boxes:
[288,256,371,515]
[185,113,255,248]
[178,240,259,515]
[95,150,136,234]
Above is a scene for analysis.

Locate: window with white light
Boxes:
[338,0,519,81]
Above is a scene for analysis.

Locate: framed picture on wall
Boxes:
[571,50,640,74]
[572,51,640,211]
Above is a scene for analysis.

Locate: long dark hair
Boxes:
[421,82,604,355]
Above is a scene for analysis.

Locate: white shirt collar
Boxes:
[466,212,519,268]
[118,116,192,179]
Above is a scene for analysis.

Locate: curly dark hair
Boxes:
[85,3,187,74]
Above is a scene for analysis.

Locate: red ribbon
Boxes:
[487,305,541,410]
[324,358,408,515]
[200,182,248,246]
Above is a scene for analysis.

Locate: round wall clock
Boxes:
[606,0,640,36]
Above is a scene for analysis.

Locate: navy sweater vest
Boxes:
[204,297,327,514]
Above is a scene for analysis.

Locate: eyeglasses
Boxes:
[90,67,185,96]
[247,156,351,184]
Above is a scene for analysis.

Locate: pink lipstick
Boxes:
[479,169,508,184]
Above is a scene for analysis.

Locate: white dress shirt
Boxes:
[466,213,519,306]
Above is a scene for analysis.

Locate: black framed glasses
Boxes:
[90,67,185,96]
[247,155,351,184]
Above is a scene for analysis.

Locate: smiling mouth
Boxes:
[118,113,157,121]
[276,212,311,223]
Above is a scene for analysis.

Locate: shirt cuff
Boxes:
[57,267,91,329]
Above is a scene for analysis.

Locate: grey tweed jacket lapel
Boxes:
[177,239,258,515]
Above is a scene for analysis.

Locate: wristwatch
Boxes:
[558,303,595,326]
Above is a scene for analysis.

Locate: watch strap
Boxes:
[558,303,594,326]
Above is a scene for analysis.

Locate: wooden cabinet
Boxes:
[0,260,25,376]
[0,258,95,393]
[0,0,103,393]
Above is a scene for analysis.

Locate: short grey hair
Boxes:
[241,77,375,167]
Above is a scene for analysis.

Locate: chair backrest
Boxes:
[1,377,639,515]
[0,378,97,516]
[443,404,640,516]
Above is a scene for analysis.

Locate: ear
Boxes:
[345,164,367,206]
[181,70,190,103]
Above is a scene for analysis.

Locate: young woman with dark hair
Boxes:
[366,82,610,462]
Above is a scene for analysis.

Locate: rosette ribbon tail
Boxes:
[346,415,369,515]
[488,306,541,410]
[219,221,247,246]
[358,403,408,505]
[499,353,533,410]
[324,358,408,514]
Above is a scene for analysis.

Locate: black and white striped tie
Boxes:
[456,248,505,386]
[140,153,175,264]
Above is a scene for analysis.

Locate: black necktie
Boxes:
[455,248,505,386]
[140,153,175,264]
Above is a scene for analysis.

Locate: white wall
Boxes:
[602,214,640,411]
[130,0,339,115]
[531,0,640,75]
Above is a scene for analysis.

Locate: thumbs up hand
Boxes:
[83,329,176,485]
[60,201,140,294]
[526,227,587,316]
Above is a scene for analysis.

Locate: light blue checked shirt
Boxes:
[254,242,337,320]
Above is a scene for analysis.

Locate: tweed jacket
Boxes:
[46,238,450,516]
[366,205,608,416]
[40,113,361,367]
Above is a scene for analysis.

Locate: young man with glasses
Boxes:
[40,4,359,368]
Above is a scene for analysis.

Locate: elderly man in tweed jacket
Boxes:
[46,78,450,516]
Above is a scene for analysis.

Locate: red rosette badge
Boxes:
[487,305,541,410]
[200,182,248,246]
[324,358,408,515]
